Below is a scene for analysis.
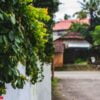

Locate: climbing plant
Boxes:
[0,0,50,95]
[33,0,59,62]
[91,25,100,45]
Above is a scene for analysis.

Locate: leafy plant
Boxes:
[33,0,59,62]
[75,58,87,65]
[0,0,50,95]
[75,0,100,30]
[91,25,100,45]
[69,22,89,37]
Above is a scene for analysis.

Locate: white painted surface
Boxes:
[36,63,51,100]
[4,63,51,100]
[53,35,61,41]
[64,40,92,48]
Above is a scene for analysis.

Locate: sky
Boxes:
[54,0,82,21]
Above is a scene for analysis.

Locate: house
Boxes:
[53,19,91,67]
[53,19,89,40]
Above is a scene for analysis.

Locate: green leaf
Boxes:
[9,31,15,41]
[1,0,5,2]
[0,13,4,20]
[3,35,8,45]
[15,37,21,43]
[0,36,3,43]
[10,14,16,25]
[12,46,17,53]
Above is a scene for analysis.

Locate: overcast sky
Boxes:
[54,0,82,21]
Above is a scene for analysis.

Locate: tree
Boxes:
[73,0,100,43]
[73,10,87,19]
[76,0,100,30]
[0,0,50,95]
[69,22,89,37]
[33,0,59,62]
[91,25,100,60]
[64,14,70,20]
[91,25,100,45]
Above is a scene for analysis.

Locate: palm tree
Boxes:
[76,0,100,30]
[73,10,87,19]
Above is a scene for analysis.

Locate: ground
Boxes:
[53,71,100,100]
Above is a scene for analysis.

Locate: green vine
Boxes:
[0,0,50,95]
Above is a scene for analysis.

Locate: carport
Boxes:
[63,40,92,64]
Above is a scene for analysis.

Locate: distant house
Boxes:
[53,19,89,40]
[53,19,91,67]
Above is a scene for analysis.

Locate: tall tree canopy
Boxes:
[73,10,87,19]
[73,0,100,43]
[0,0,50,95]
[75,0,100,30]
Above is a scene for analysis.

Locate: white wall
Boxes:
[4,63,51,100]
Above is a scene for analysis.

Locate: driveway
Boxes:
[54,71,100,100]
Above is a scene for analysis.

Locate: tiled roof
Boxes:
[62,32,84,40]
[53,19,90,31]
[54,32,84,41]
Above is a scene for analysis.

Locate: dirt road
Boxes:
[54,71,100,100]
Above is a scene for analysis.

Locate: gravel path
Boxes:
[54,71,100,100]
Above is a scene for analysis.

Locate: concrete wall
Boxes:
[4,63,51,100]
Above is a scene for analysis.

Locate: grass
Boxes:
[55,64,97,71]
[52,78,67,100]
[52,78,62,100]
[75,59,88,65]
[52,78,59,88]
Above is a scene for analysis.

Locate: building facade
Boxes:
[53,19,91,67]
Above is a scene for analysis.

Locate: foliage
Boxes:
[0,0,50,95]
[64,14,70,20]
[76,0,100,29]
[73,0,100,43]
[33,0,59,62]
[33,0,59,16]
[73,10,87,19]
[91,25,100,45]
[75,58,87,65]
[69,22,89,37]
[52,78,59,88]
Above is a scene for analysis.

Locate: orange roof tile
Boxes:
[53,19,90,31]
[63,32,84,39]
